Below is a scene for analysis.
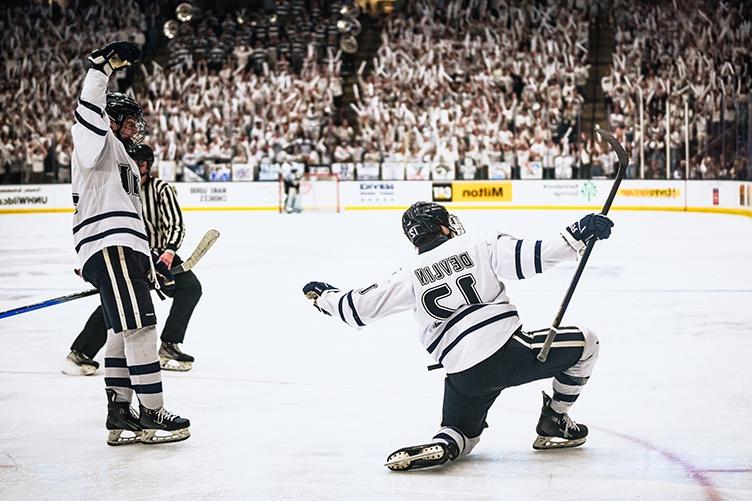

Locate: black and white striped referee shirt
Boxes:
[140,177,185,254]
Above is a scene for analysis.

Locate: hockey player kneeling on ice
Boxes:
[63,143,202,375]
[303,202,612,470]
[71,41,189,445]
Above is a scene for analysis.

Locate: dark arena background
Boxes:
[0,1,750,500]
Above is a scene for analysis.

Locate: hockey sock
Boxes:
[123,325,164,409]
[433,426,480,458]
[104,329,134,403]
[551,328,599,415]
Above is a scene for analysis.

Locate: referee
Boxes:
[64,143,202,375]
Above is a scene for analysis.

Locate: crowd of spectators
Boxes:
[0,0,146,184]
[1,0,749,184]
[346,0,591,179]
[141,0,347,177]
[602,0,751,179]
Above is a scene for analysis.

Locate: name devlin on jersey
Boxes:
[414,252,475,285]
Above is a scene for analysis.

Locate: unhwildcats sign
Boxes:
[432,182,513,203]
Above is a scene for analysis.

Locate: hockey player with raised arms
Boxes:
[303,202,613,470]
[71,41,189,445]
[64,143,202,376]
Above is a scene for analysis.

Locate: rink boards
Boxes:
[1,180,751,216]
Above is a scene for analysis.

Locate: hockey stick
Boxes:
[536,129,628,363]
[171,229,219,274]
[0,229,220,320]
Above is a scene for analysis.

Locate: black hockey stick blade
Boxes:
[592,128,629,216]
[537,129,628,362]
[0,229,220,320]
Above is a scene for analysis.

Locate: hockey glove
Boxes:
[150,251,176,296]
[564,213,614,251]
[303,281,339,315]
[88,41,141,77]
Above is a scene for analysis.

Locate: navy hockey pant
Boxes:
[441,326,599,439]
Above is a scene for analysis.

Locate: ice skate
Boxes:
[61,350,99,376]
[533,391,588,450]
[105,389,142,446]
[138,405,191,444]
[385,440,460,471]
[159,342,194,371]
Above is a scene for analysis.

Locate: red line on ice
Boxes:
[697,468,751,474]
[601,429,723,501]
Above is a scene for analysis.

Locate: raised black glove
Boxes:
[303,281,339,315]
[565,213,614,247]
[88,41,141,77]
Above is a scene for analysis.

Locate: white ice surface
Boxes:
[0,209,750,501]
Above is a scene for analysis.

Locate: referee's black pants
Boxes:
[71,254,202,357]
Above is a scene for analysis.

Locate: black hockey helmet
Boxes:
[106,92,145,144]
[127,143,155,169]
[402,201,465,247]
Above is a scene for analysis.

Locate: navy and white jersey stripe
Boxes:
[494,234,571,281]
[317,229,580,374]
[71,69,150,267]
[425,302,520,371]
[336,290,366,328]
[141,177,185,253]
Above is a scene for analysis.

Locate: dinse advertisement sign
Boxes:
[341,181,429,208]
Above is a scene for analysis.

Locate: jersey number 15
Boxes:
[422,274,481,319]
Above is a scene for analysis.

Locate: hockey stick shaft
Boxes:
[0,289,100,319]
[0,229,220,320]
[536,129,628,363]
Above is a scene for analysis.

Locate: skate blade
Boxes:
[160,357,192,372]
[532,435,587,450]
[140,427,191,444]
[61,360,97,376]
[385,445,445,471]
[106,429,142,446]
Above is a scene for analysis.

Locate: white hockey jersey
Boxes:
[316,230,583,374]
[71,69,150,268]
